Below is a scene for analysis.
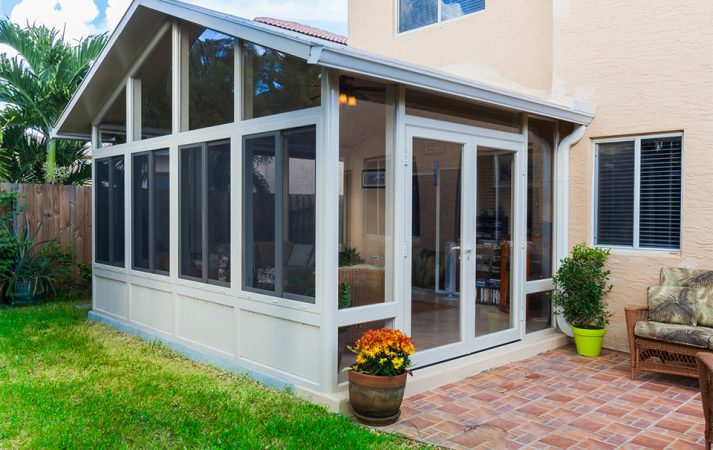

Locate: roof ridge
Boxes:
[253,17,347,45]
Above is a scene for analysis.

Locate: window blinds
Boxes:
[595,136,682,250]
[596,141,635,246]
[639,137,682,249]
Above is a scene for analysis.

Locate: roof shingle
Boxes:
[253,17,347,45]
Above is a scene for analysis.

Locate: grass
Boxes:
[0,301,423,448]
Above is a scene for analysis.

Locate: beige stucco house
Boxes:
[350,0,713,353]
[50,0,710,411]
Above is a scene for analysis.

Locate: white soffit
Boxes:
[51,0,595,140]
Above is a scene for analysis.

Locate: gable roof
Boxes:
[51,0,594,140]
[253,17,347,45]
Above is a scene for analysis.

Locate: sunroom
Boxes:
[52,0,594,409]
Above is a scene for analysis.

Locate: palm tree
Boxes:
[0,20,107,184]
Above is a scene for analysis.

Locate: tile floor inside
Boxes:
[383,345,705,449]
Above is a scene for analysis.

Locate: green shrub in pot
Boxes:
[553,243,613,356]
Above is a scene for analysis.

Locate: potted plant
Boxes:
[346,328,415,426]
[553,243,613,357]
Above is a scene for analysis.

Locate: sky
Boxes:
[0,0,349,42]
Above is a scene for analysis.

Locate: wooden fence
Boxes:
[0,183,92,265]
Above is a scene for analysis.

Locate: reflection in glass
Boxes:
[527,118,555,281]
[243,42,321,119]
[337,79,392,310]
[283,129,316,298]
[410,138,462,351]
[475,149,513,337]
[207,143,231,282]
[137,31,172,140]
[399,0,437,32]
[132,154,150,270]
[526,291,552,333]
[441,0,485,21]
[243,127,316,301]
[99,87,126,147]
[245,135,277,292]
[338,320,389,382]
[154,150,170,273]
[95,160,110,263]
[180,146,203,278]
[187,26,235,130]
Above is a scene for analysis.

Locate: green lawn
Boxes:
[0,301,422,448]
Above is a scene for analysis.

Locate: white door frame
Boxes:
[403,116,526,367]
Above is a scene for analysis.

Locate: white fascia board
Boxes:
[313,46,596,125]
[143,0,314,59]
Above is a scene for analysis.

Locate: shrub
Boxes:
[553,243,613,330]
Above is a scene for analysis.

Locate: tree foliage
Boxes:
[553,243,613,330]
[0,20,107,184]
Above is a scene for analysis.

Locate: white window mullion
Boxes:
[633,138,641,249]
[437,0,442,22]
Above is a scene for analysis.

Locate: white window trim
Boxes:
[592,132,683,252]
[395,0,486,36]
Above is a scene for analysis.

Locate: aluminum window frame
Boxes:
[242,125,317,304]
[178,138,232,286]
[95,155,125,267]
[593,133,683,252]
[396,0,487,35]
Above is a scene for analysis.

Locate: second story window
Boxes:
[399,0,485,33]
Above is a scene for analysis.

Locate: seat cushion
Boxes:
[647,286,697,325]
[634,321,713,349]
[660,267,713,288]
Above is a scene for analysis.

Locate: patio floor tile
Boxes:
[381,345,705,449]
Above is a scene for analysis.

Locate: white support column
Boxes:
[126,77,142,142]
[393,85,407,332]
[317,68,340,394]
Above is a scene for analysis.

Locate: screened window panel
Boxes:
[138,31,172,140]
[441,0,485,21]
[596,141,635,246]
[133,154,150,270]
[187,26,235,130]
[207,142,231,282]
[527,118,554,280]
[181,146,204,279]
[399,0,437,32]
[283,129,316,299]
[154,150,171,272]
[244,135,277,292]
[639,137,681,249]
[243,42,321,120]
[95,159,110,263]
[111,157,125,266]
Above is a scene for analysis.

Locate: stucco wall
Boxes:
[556,0,713,351]
[348,0,553,97]
[349,0,713,352]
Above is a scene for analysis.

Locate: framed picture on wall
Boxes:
[362,169,386,189]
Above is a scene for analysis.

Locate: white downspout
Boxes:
[554,124,586,336]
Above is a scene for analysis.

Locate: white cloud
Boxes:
[105,0,132,29]
[10,0,100,41]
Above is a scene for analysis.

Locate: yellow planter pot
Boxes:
[572,326,607,357]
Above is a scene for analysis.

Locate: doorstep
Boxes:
[300,330,569,414]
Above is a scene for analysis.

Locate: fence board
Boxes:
[0,183,92,265]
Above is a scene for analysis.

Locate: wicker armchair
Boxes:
[697,352,713,449]
[626,306,712,379]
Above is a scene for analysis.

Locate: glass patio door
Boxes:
[406,125,522,366]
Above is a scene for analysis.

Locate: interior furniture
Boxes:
[696,352,713,449]
[626,267,713,380]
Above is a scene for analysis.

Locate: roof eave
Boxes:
[312,45,595,125]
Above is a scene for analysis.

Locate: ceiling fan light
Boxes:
[348,95,357,107]
[339,93,348,104]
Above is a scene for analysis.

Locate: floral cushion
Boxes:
[647,286,697,325]
[634,321,713,349]
[660,267,713,288]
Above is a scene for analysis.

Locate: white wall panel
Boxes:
[129,284,174,334]
[176,295,235,356]
[94,277,129,319]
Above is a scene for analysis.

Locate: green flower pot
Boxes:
[572,326,606,357]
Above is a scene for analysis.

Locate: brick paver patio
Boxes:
[384,345,705,449]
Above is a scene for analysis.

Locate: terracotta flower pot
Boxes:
[348,370,407,426]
